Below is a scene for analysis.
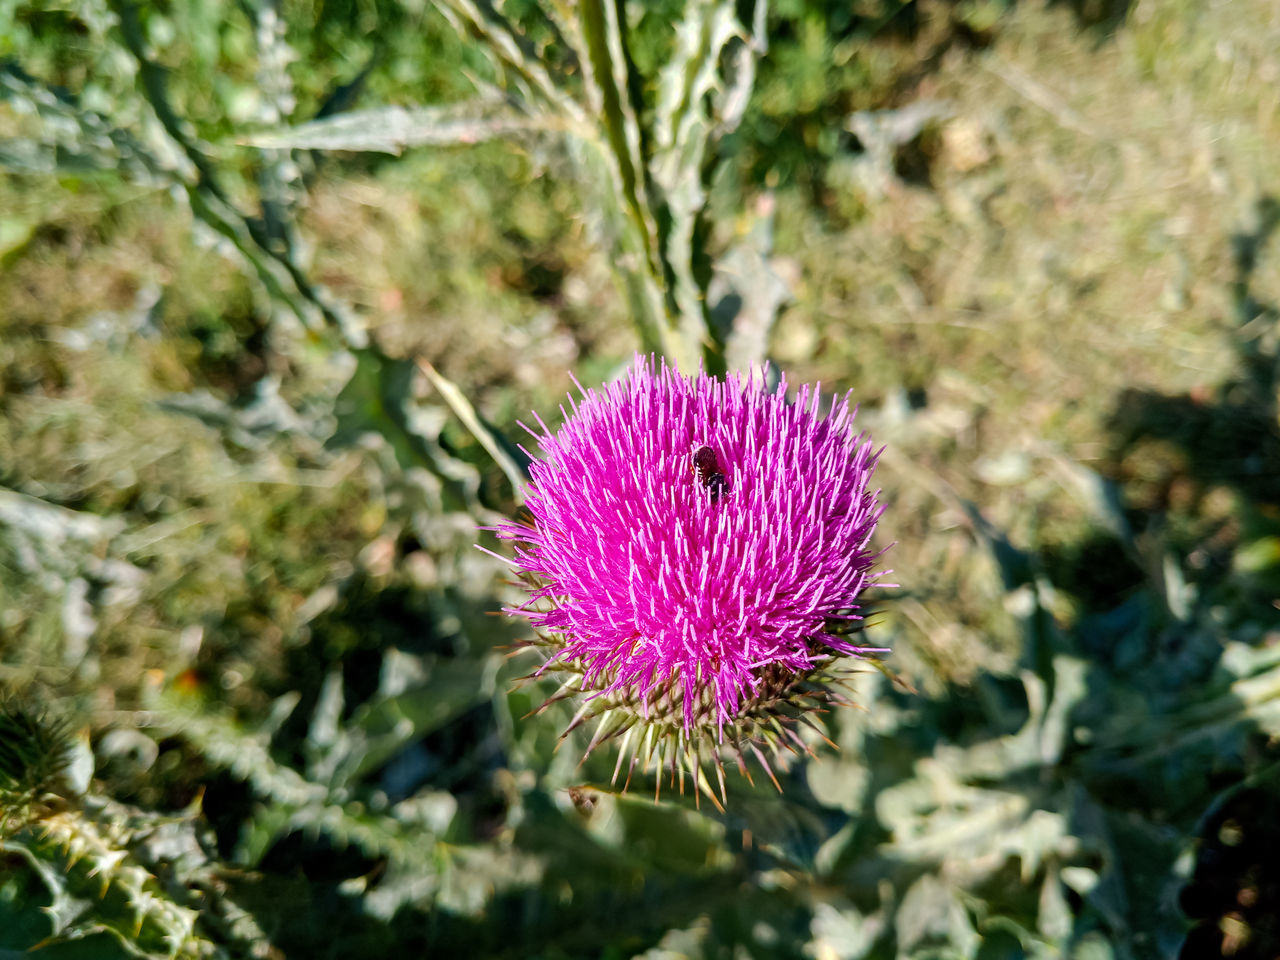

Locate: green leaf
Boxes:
[0,849,59,950]
[0,217,36,263]
[433,0,584,121]
[578,0,651,240]
[0,930,144,960]
[0,62,171,184]
[1235,534,1280,573]
[304,655,490,789]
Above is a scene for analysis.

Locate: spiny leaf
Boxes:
[650,0,761,371]
[103,0,363,344]
[575,0,687,364]
[0,703,74,797]
[4,802,216,959]
[434,0,585,121]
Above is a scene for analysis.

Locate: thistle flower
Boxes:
[498,357,890,802]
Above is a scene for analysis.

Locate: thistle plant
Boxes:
[0,701,75,835]
[498,358,891,803]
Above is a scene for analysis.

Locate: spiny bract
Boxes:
[498,357,891,801]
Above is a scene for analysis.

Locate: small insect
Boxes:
[568,785,599,816]
[691,444,728,502]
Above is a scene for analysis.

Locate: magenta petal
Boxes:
[498,356,889,734]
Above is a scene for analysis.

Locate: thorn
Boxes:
[503,646,542,663]
[798,715,837,750]
[555,702,592,744]
[781,725,812,756]
[695,762,725,814]
[653,737,664,803]
[748,742,782,793]
[611,726,636,786]
[711,745,729,806]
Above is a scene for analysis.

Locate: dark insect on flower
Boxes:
[691,444,728,502]
[493,356,892,807]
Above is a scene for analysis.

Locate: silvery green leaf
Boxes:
[241,101,560,154]
[148,690,328,813]
[245,1,297,126]
[844,101,951,200]
[93,729,158,784]
[1038,863,1073,941]
[60,577,95,667]
[345,656,490,783]
[712,194,791,372]
[713,0,766,138]
[103,1,364,344]
[649,0,742,362]
[807,898,883,960]
[0,63,177,183]
[651,0,740,166]
[894,874,978,958]
[0,489,124,552]
[578,0,649,218]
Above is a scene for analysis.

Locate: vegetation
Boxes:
[1,0,1278,957]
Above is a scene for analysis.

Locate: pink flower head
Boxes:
[500,357,890,754]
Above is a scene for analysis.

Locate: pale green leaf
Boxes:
[419,359,528,495]
[241,101,563,154]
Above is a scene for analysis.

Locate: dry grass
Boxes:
[756,0,1280,681]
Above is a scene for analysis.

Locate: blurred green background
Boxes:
[1,0,1279,957]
